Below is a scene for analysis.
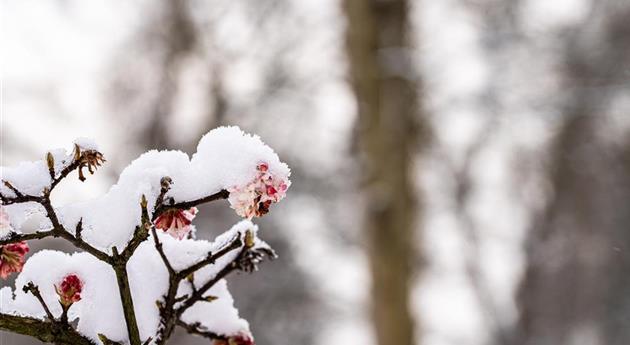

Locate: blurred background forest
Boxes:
[1,0,630,345]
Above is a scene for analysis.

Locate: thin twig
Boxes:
[177,242,248,316]
[120,196,151,261]
[152,189,229,221]
[0,230,56,246]
[176,234,242,280]
[98,333,124,345]
[60,304,71,325]
[151,227,175,275]
[153,234,244,345]
[112,259,142,345]
[50,160,82,190]
[2,180,24,198]
[176,320,225,341]
[153,177,173,215]
[75,218,84,240]
[0,313,96,345]
[22,282,55,322]
[0,181,40,205]
[38,197,111,263]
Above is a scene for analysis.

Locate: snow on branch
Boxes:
[0,126,290,345]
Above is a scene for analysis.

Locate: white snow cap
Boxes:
[0,160,51,198]
[73,137,100,151]
[2,126,290,251]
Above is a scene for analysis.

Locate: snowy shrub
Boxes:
[0,126,290,345]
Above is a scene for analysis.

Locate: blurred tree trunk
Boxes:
[145,0,197,150]
[343,1,422,345]
[515,2,630,345]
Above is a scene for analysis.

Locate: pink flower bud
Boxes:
[55,274,83,307]
[154,207,198,239]
[0,241,29,279]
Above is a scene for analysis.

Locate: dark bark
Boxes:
[0,314,96,345]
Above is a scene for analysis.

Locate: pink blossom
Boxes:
[55,274,83,307]
[154,207,198,239]
[0,241,29,279]
[228,162,290,219]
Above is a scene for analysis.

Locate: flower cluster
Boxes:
[55,274,83,307]
[0,241,29,279]
[214,334,255,345]
[154,207,198,239]
[228,162,289,219]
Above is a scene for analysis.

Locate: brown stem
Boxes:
[39,197,112,263]
[0,313,96,345]
[23,282,55,321]
[177,243,248,316]
[112,257,142,345]
[0,230,56,245]
[152,189,229,221]
[50,160,82,190]
[98,333,124,345]
[1,172,237,345]
[153,234,243,345]
[176,235,242,280]
[151,227,175,275]
[176,320,225,341]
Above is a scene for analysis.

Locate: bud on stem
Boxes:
[46,152,55,179]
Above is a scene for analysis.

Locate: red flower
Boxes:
[0,241,29,279]
[154,207,198,239]
[213,334,255,345]
[55,274,83,307]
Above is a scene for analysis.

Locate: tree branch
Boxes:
[153,177,172,216]
[151,227,175,275]
[152,189,229,221]
[22,282,55,322]
[120,196,151,261]
[152,233,244,345]
[0,313,96,345]
[176,320,225,341]
[38,196,112,263]
[110,196,151,345]
[0,230,56,246]
[111,253,142,345]
[0,180,40,205]
[1,180,111,263]
[1,166,255,345]
[50,159,82,190]
[98,334,124,345]
[176,241,249,316]
[176,234,243,280]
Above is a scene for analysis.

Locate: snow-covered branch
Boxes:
[0,127,290,345]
